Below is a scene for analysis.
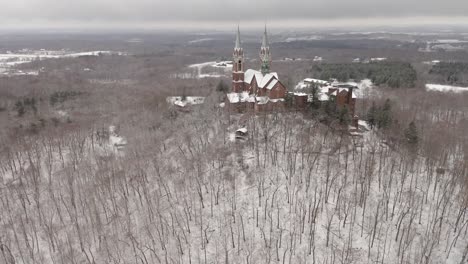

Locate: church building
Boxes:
[226,26,287,112]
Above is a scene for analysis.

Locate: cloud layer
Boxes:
[1,0,467,29]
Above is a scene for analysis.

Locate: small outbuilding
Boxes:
[235,127,248,140]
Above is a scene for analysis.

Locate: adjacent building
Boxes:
[294,78,359,126]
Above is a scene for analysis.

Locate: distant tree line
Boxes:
[311,62,417,88]
[429,62,468,85]
[50,90,83,106]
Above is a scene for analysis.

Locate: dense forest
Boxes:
[310,62,417,88]
[429,62,468,85]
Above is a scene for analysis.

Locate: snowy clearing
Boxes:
[188,38,214,44]
[166,96,206,107]
[187,61,232,78]
[425,84,468,93]
[0,50,126,69]
[282,35,322,42]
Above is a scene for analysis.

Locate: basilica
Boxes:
[226,26,287,112]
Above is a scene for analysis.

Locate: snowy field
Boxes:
[188,38,215,44]
[175,60,233,79]
[426,84,468,93]
[282,35,322,42]
[0,50,126,75]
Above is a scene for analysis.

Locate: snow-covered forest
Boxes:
[1,29,468,264]
[1,89,467,263]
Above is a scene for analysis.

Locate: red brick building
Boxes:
[294,79,359,126]
[227,26,287,112]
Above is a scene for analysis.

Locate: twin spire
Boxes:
[261,25,269,49]
[235,25,271,74]
[234,25,270,50]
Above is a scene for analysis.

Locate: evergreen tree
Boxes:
[404,121,419,146]
[323,97,337,118]
[366,102,377,129]
[216,80,229,93]
[15,100,25,117]
[338,106,350,126]
[310,83,320,107]
[377,99,392,129]
[284,92,294,108]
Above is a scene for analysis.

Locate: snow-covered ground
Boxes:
[0,50,126,76]
[282,35,322,42]
[187,61,232,79]
[431,44,465,51]
[351,79,374,98]
[434,39,468,44]
[423,60,441,65]
[1,112,466,264]
[426,84,468,93]
[313,56,323,62]
[166,96,206,107]
[126,38,143,43]
[188,38,214,44]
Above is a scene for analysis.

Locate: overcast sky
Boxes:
[1,0,468,30]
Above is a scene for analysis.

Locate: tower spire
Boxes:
[235,24,241,50]
[232,25,245,93]
[260,24,271,75]
[261,24,269,48]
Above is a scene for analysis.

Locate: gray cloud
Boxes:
[1,0,467,29]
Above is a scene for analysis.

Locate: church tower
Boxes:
[260,25,271,75]
[232,26,245,93]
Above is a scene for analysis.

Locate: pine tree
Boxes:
[377,99,392,129]
[405,121,418,146]
[310,83,320,109]
[366,102,377,129]
[216,80,229,93]
[338,106,350,126]
[284,92,294,108]
[15,100,25,117]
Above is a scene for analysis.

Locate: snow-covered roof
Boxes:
[303,78,329,85]
[337,88,357,99]
[226,92,256,103]
[244,69,280,89]
[244,69,258,83]
[295,83,308,90]
[174,100,187,107]
[236,127,248,134]
[319,93,330,101]
[167,96,206,107]
[328,88,357,99]
[294,92,308,96]
[266,79,279,90]
[256,96,269,105]
[269,98,285,103]
[370,57,387,61]
[259,72,279,88]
